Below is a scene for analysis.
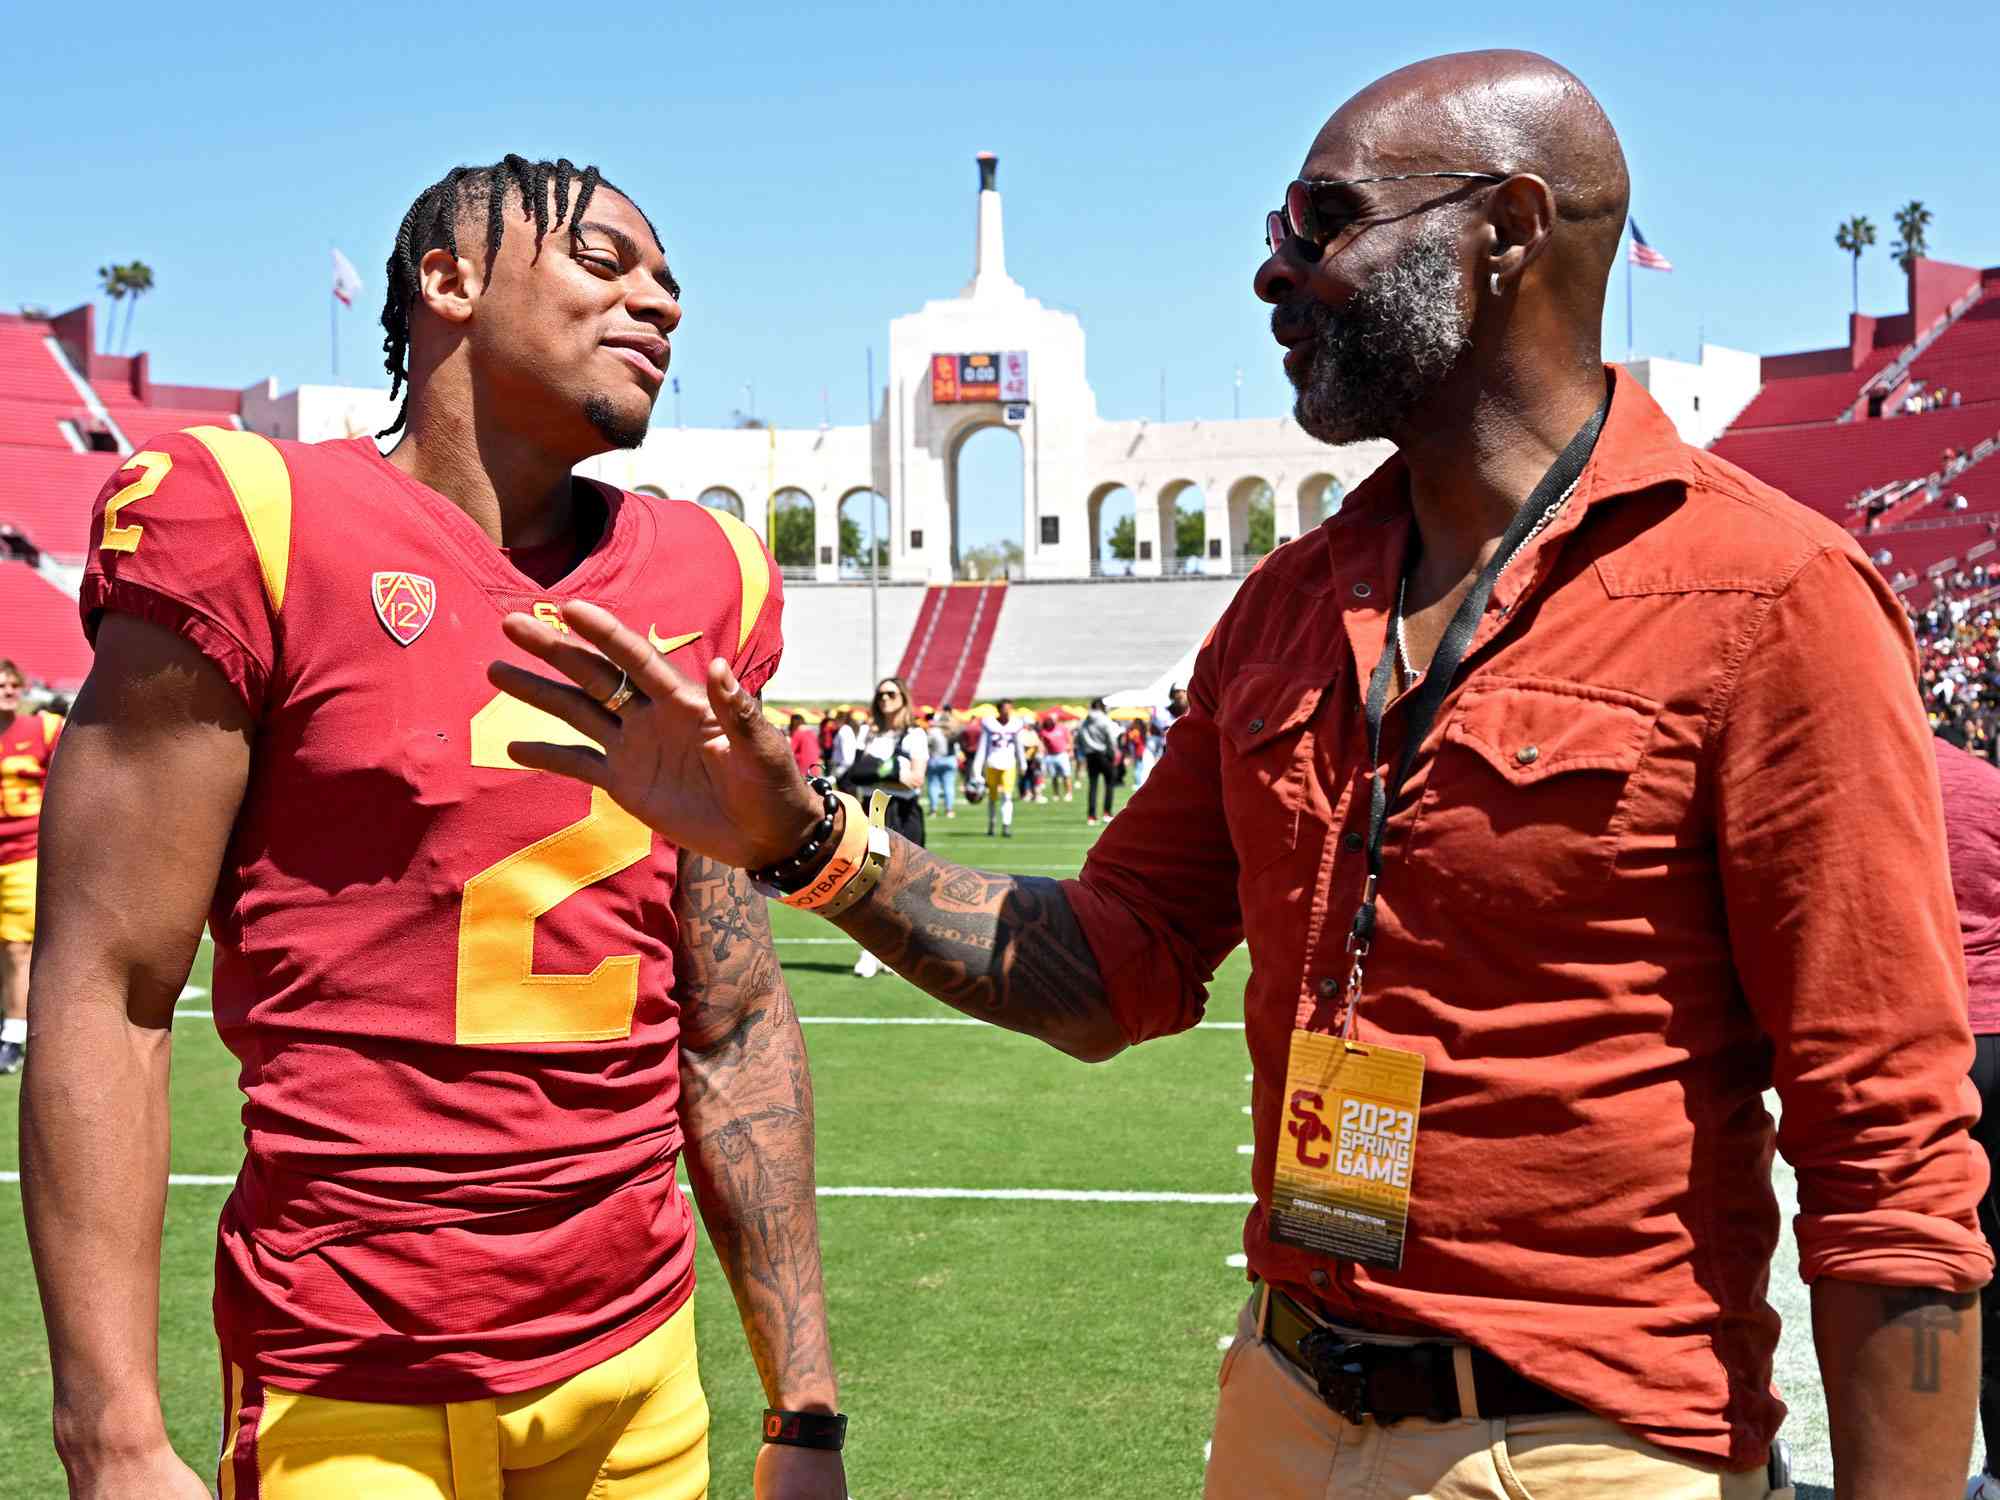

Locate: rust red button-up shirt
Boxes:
[1064,369,1992,1468]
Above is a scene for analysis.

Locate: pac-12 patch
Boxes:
[371,571,438,647]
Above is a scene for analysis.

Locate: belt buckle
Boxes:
[1297,1328,1371,1424]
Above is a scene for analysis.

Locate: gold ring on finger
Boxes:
[601,668,635,715]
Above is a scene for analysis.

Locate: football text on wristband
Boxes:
[749,782,893,917]
[762,1408,848,1451]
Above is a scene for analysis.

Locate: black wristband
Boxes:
[749,776,841,895]
[762,1408,847,1451]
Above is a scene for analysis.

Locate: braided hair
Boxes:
[377,155,663,437]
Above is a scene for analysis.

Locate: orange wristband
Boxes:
[779,792,870,912]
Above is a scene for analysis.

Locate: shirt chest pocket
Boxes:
[1411,679,1659,911]
[1217,669,1324,878]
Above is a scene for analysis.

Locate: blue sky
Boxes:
[4,1,1993,550]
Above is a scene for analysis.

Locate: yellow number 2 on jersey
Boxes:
[0,755,43,818]
[100,450,173,553]
[456,693,654,1045]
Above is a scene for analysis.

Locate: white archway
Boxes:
[950,423,1025,580]
[769,488,816,573]
[1227,477,1274,570]
[838,487,890,580]
[1157,479,1207,577]
[698,485,745,519]
[1299,473,1344,526]
[1087,481,1136,577]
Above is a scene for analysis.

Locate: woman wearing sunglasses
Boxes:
[841,677,928,978]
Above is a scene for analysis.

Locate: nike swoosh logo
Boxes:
[649,625,702,654]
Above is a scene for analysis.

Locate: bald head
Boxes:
[1310,50,1630,274]
[1257,51,1629,447]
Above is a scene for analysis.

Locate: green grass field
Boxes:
[2,796,1836,1498]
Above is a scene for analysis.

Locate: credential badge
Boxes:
[372,571,438,647]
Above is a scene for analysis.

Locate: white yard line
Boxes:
[0,1171,1252,1204]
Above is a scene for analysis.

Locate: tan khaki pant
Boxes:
[1203,1296,1791,1500]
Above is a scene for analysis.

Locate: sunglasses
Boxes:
[1265,171,1507,256]
[876,689,901,700]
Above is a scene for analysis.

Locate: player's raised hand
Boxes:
[490,601,822,870]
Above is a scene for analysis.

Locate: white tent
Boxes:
[1102,637,1200,711]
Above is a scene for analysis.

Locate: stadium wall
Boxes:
[763,576,1244,705]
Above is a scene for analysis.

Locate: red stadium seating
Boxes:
[0,313,93,451]
[0,306,244,687]
[0,564,91,690]
[1711,403,2000,520]
[1727,348,1898,431]
[101,405,241,443]
[898,582,1008,710]
[0,445,128,560]
[1905,296,2000,410]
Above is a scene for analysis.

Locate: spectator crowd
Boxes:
[1913,564,2000,759]
[781,688,1195,828]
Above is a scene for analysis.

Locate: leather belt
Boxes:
[1261,1286,1578,1425]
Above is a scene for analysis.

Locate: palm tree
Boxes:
[1835,215,1876,314]
[117,261,155,354]
[97,264,127,352]
[1892,200,1933,274]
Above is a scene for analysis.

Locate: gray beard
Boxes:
[585,393,650,450]
[1290,221,1473,446]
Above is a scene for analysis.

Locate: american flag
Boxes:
[1628,220,1673,272]
[331,248,364,307]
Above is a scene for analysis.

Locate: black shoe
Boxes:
[1002,826,1012,838]
[0,1040,23,1075]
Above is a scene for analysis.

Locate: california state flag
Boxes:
[332,248,364,307]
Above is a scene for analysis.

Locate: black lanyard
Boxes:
[1342,402,1609,1020]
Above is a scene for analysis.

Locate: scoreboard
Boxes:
[931,350,1029,404]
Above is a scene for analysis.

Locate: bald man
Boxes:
[484,51,1988,1500]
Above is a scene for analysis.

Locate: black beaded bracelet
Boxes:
[762,1408,847,1451]
[750,776,842,894]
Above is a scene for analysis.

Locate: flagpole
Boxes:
[867,346,879,686]
[1625,236,1633,362]
[331,291,339,381]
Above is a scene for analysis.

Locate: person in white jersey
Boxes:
[970,698,1026,839]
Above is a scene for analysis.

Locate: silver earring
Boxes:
[1489,273,1502,296]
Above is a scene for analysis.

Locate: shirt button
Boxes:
[1318,977,1340,998]
[1352,581,1373,599]
[1342,832,1363,851]
[1516,744,1539,765]
[1310,1268,1330,1289]
[1248,718,1264,733]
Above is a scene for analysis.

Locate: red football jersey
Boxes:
[0,709,62,865]
[80,427,784,1401]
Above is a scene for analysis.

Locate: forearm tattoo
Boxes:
[828,836,1116,1057]
[1879,1286,1976,1394]
[673,853,834,1406]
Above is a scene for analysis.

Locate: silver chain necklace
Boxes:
[1394,473,1585,683]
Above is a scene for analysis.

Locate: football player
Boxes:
[23,158,844,1500]
[0,658,60,1074]
[968,698,1025,837]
